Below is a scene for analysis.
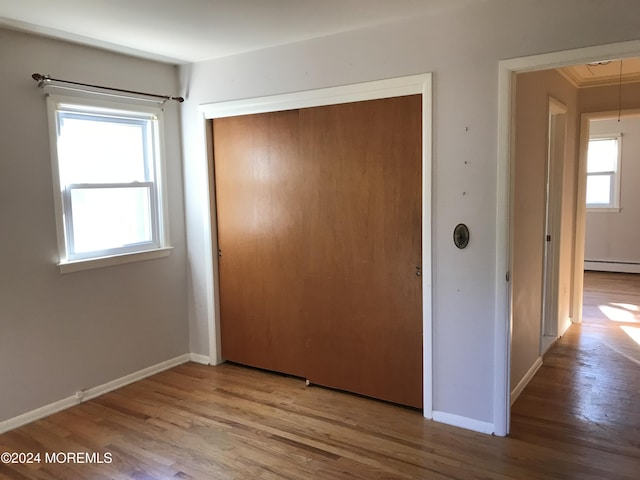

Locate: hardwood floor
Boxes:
[1,271,638,479]
[510,271,640,479]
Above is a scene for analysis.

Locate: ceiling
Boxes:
[558,58,640,88]
[0,0,479,64]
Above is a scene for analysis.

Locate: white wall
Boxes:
[585,116,640,270]
[0,29,189,423]
[179,0,640,429]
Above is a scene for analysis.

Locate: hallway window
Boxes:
[586,134,621,210]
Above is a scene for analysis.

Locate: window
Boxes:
[586,134,622,210]
[47,95,170,271]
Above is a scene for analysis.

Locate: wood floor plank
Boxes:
[1,271,639,478]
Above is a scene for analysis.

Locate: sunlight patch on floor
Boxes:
[621,325,640,347]
[610,302,639,312]
[598,304,639,323]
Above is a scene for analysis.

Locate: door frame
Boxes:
[495,40,640,436]
[579,109,640,274]
[541,97,568,354]
[198,74,434,417]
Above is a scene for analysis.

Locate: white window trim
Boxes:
[586,133,622,212]
[58,247,173,274]
[46,92,172,273]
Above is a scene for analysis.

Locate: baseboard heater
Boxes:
[584,260,640,273]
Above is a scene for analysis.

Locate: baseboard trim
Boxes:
[510,356,543,406]
[189,353,211,365]
[0,353,191,435]
[559,317,572,336]
[432,411,495,435]
[0,395,80,437]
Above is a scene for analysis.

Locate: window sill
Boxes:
[58,247,173,274]
[586,207,621,213]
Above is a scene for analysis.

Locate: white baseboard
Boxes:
[189,353,211,365]
[432,411,495,435]
[0,353,192,435]
[0,395,81,437]
[585,261,640,274]
[510,356,543,406]
[559,317,572,337]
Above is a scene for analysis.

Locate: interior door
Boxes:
[213,95,423,408]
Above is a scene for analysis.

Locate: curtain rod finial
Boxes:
[32,73,51,86]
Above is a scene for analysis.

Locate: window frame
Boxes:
[585,133,622,212]
[46,93,171,273]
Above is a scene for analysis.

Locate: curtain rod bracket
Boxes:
[31,72,184,103]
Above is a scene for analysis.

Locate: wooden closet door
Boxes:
[299,95,423,408]
[213,95,423,408]
[213,110,309,377]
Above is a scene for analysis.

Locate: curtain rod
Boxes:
[31,73,184,103]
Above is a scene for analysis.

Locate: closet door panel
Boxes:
[213,110,308,377]
[299,95,423,407]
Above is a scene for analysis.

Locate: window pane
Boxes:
[70,187,153,254]
[58,114,149,184]
[587,138,617,173]
[586,174,612,205]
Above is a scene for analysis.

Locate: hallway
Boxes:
[510,271,640,476]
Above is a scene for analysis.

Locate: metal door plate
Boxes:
[453,223,470,249]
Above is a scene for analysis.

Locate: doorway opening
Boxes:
[495,40,640,436]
